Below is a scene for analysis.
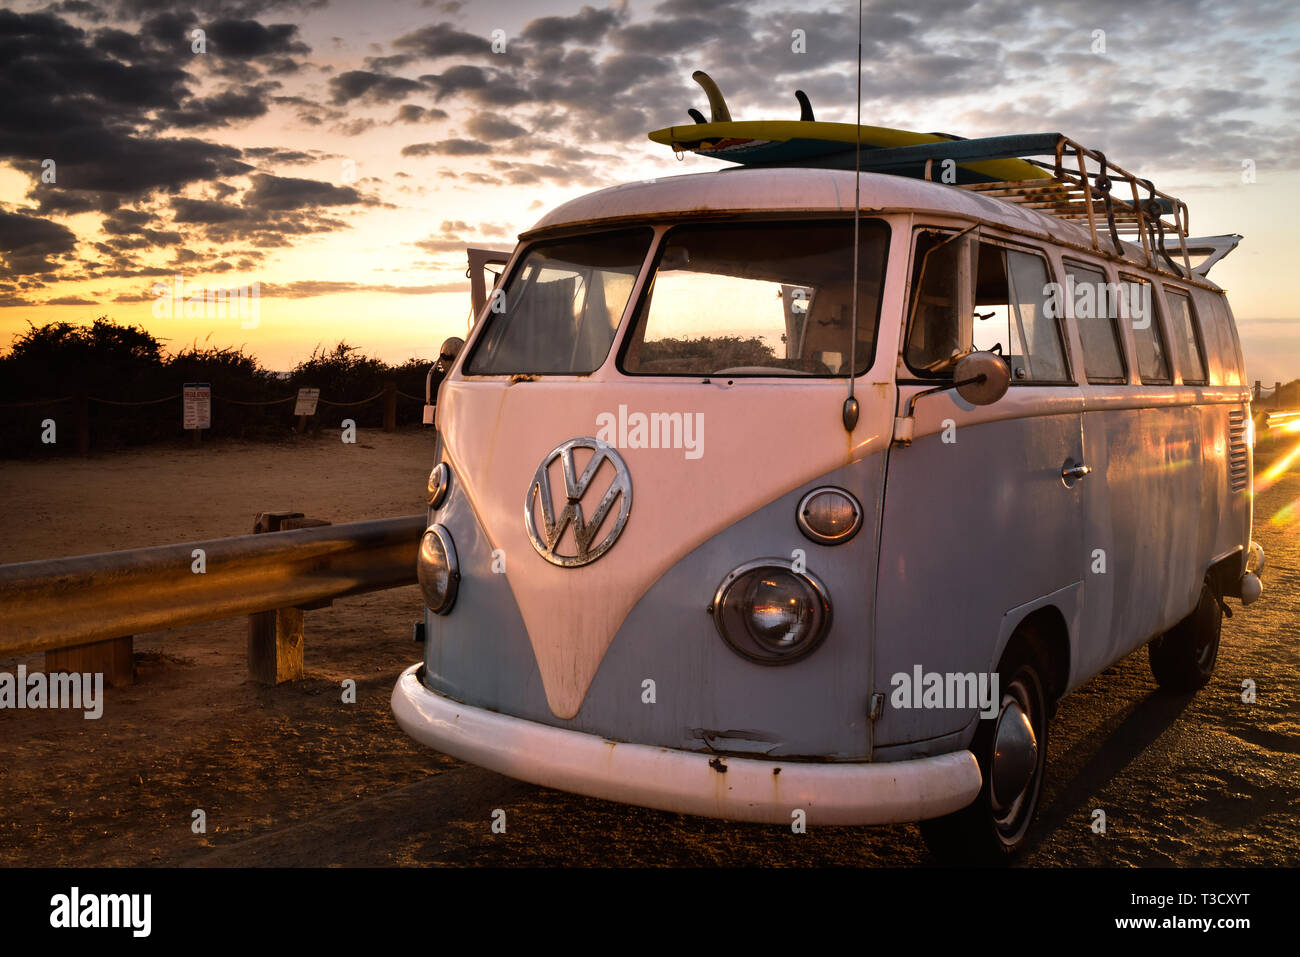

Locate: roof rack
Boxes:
[849,132,1192,277]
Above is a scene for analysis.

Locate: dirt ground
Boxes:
[0,427,1295,867]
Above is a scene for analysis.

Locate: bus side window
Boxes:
[974,244,1070,383]
[1209,294,1245,387]
[1120,275,1171,384]
[1064,261,1127,383]
[905,233,1068,383]
[1189,288,1230,386]
[1164,288,1208,385]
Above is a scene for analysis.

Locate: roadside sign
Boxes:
[183,383,211,430]
[294,388,320,416]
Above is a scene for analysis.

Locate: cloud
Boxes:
[421,65,531,105]
[402,139,492,156]
[261,279,471,297]
[165,86,273,128]
[394,104,449,123]
[521,5,627,46]
[465,113,527,140]
[170,198,248,224]
[0,210,79,278]
[206,19,310,59]
[241,173,362,211]
[329,69,426,105]
[241,146,333,166]
[392,22,492,59]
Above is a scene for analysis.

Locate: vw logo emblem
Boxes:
[525,437,632,567]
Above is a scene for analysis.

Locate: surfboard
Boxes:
[648,120,1051,184]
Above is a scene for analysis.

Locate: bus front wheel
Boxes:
[918,637,1051,864]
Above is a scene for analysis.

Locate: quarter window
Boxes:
[1164,288,1208,385]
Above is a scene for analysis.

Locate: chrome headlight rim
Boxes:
[418,523,459,615]
[710,559,832,666]
[427,462,451,509]
[795,486,863,546]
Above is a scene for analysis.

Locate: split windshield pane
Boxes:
[465,228,653,375]
[620,219,890,377]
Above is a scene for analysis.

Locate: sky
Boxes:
[1,0,1298,380]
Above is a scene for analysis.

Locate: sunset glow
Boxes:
[1,0,1297,375]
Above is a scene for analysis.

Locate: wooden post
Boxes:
[383,380,397,433]
[1254,380,1261,401]
[247,512,332,684]
[249,608,304,684]
[46,636,134,687]
[75,390,90,456]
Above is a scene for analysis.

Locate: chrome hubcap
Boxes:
[990,694,1037,815]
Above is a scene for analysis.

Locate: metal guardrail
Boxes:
[0,514,425,659]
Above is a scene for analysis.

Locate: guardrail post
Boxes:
[383,381,397,433]
[45,635,134,686]
[75,389,90,457]
[247,511,332,684]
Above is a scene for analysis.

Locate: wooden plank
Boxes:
[46,635,133,687]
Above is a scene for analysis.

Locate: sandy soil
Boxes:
[0,427,1295,866]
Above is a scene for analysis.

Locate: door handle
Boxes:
[1061,462,1092,486]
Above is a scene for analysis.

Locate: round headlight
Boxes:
[796,486,862,545]
[711,561,831,664]
[427,462,450,508]
[417,524,459,614]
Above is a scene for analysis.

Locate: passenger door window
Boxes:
[1164,288,1208,385]
[1119,275,1170,384]
[906,233,1070,383]
[1063,261,1127,383]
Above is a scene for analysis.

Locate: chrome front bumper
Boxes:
[391,664,982,826]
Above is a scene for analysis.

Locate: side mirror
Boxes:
[893,349,1010,446]
[953,351,1010,406]
[439,336,464,365]
[424,337,466,426]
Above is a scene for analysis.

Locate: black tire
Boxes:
[1148,579,1222,692]
[919,637,1051,865]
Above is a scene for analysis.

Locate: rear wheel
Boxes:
[1148,579,1222,692]
[919,638,1051,864]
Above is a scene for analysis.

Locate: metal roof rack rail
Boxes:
[849,132,1193,277]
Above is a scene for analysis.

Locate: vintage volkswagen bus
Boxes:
[392,136,1264,860]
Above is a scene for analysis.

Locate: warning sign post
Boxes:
[183,383,211,442]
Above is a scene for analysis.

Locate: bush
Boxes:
[0,319,438,456]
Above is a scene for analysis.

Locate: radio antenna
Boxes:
[842,0,863,432]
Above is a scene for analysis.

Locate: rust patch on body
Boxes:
[708,756,728,773]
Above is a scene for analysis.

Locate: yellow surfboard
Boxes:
[649,120,1050,183]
